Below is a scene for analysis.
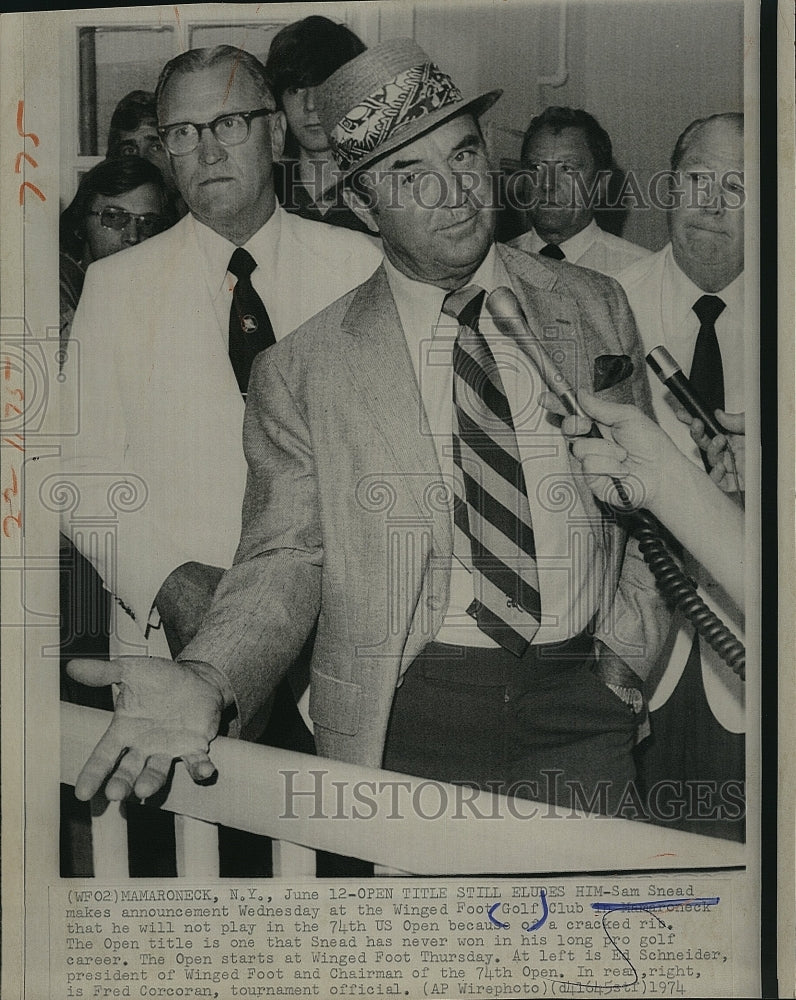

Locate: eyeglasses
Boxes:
[87,207,168,237]
[158,108,275,156]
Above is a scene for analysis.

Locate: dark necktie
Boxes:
[690,294,726,471]
[228,248,277,396]
[539,243,565,260]
[445,286,542,656]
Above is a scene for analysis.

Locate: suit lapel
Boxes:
[499,245,593,395]
[341,267,453,555]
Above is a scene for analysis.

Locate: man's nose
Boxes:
[436,166,470,209]
[540,162,559,196]
[303,87,317,112]
[705,186,727,214]
[197,125,228,164]
[122,217,141,245]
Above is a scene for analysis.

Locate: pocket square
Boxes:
[593,354,634,392]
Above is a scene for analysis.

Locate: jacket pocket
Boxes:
[309,667,362,736]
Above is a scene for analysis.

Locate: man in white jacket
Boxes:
[63,45,380,665]
[617,112,746,840]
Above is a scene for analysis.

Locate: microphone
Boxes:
[485,285,595,427]
[484,287,629,510]
[646,346,724,439]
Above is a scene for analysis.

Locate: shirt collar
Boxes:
[382,253,447,322]
[664,241,744,328]
[382,244,505,310]
[524,218,599,260]
[191,204,285,296]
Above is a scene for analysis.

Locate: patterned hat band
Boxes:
[329,62,464,173]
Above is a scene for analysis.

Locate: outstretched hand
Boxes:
[66,656,226,802]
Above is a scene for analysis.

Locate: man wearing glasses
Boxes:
[64,46,380,693]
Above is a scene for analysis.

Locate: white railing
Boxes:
[61,702,745,879]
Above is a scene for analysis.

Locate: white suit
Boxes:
[61,206,381,657]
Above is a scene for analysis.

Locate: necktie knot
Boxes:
[442,285,486,328]
[693,293,725,326]
[229,247,257,280]
[539,243,566,261]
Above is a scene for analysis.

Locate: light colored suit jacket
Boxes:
[182,244,670,769]
[61,210,381,651]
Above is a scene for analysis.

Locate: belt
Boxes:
[412,629,595,686]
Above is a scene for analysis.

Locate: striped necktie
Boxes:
[445,285,542,656]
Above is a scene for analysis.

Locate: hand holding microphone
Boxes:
[485,287,746,665]
[647,346,744,493]
[485,286,633,508]
[558,390,677,510]
[677,407,745,492]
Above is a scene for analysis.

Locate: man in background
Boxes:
[617,112,746,840]
[511,106,650,276]
[105,89,186,217]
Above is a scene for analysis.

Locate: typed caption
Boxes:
[51,878,733,999]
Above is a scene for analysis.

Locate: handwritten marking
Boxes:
[486,902,508,929]
[14,151,38,172]
[2,356,25,535]
[522,888,548,932]
[3,465,18,504]
[591,896,720,912]
[3,512,23,537]
[16,101,40,146]
[19,181,46,205]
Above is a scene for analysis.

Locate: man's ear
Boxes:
[343,185,380,235]
[269,110,287,162]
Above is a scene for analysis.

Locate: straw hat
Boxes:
[316,38,502,181]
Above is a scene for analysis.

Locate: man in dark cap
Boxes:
[70,40,667,822]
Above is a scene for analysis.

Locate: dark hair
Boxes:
[59,156,174,261]
[520,106,613,173]
[670,112,743,171]
[264,16,366,106]
[155,46,274,118]
[106,90,158,156]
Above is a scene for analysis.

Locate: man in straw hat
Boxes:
[70,40,668,820]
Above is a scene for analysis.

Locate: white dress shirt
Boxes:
[511,218,651,277]
[618,243,744,469]
[193,204,381,347]
[383,246,603,647]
